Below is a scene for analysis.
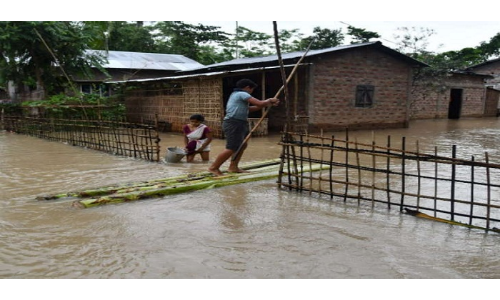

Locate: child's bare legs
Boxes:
[200,151,210,162]
[186,151,209,163]
[186,153,195,163]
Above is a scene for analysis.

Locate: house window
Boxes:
[355,85,374,107]
[80,83,109,97]
[81,84,92,94]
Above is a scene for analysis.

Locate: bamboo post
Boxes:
[294,74,299,127]
[273,21,290,129]
[451,145,456,221]
[416,140,421,210]
[154,114,161,162]
[330,135,335,199]
[371,131,375,208]
[386,135,391,209]
[434,146,438,217]
[277,128,287,188]
[231,38,314,161]
[344,129,349,202]
[306,132,313,195]
[290,133,299,188]
[400,136,406,212]
[319,132,325,194]
[469,155,475,226]
[355,137,361,205]
[485,152,491,230]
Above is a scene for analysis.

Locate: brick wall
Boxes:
[307,48,411,131]
[469,60,500,90]
[485,88,500,117]
[411,74,487,119]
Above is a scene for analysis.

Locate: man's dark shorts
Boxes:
[223,118,249,151]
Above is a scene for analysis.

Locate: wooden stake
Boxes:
[231,37,314,161]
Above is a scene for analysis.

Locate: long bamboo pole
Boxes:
[231,37,315,161]
[273,21,290,130]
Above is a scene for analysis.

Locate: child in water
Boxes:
[182,114,213,162]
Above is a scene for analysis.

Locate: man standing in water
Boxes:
[208,79,280,176]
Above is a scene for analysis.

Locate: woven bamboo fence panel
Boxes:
[182,79,224,137]
[278,131,500,233]
[2,116,161,162]
[124,78,225,137]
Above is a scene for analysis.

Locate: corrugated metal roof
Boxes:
[466,57,500,71]
[451,70,494,79]
[200,42,374,69]
[107,41,428,83]
[190,41,428,71]
[86,50,205,71]
[108,64,304,83]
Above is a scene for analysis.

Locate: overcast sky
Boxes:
[192,21,500,53]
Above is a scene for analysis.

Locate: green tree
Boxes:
[233,26,273,58]
[0,21,105,99]
[152,21,230,64]
[300,27,344,50]
[107,21,156,53]
[433,47,486,71]
[478,32,500,59]
[393,26,437,59]
[81,21,157,53]
[347,25,381,43]
[275,28,305,52]
[394,26,496,70]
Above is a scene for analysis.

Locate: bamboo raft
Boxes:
[36,159,329,208]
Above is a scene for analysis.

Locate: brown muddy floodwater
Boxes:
[1,118,500,280]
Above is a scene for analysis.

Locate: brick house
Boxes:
[119,41,429,138]
[466,58,500,90]
[410,71,496,119]
[465,58,500,116]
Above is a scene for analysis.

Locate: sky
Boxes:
[191,21,500,53]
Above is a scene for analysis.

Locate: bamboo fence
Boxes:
[2,116,161,162]
[278,130,500,233]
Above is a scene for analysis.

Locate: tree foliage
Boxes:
[152,21,231,64]
[300,27,344,50]
[0,21,105,97]
[347,25,381,43]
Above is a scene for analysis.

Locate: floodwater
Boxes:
[1,118,500,280]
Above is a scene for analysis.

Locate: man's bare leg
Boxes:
[228,144,250,173]
[208,149,233,176]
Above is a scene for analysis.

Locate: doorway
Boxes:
[448,88,463,119]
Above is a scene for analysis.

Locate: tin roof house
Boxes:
[4,50,205,102]
[72,50,205,96]
[465,57,500,90]
[119,41,429,137]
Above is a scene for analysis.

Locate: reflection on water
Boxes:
[2,118,500,279]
